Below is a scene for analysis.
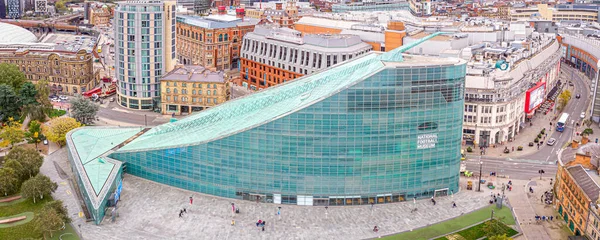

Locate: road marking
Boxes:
[66,190,71,195]
[546,156,550,161]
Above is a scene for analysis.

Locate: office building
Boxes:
[67,35,466,225]
[114,0,177,110]
[240,25,372,90]
[160,65,230,115]
[175,14,259,70]
[0,0,6,19]
[34,0,46,14]
[89,5,111,26]
[7,0,21,19]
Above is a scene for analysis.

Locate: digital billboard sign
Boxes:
[525,82,546,114]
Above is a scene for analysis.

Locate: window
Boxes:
[497,105,506,113]
[481,106,492,113]
[480,117,491,124]
[463,115,475,123]
[495,115,506,123]
[464,105,477,113]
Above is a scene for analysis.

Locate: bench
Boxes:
[0,195,21,203]
[0,216,27,224]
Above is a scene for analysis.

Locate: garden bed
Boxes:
[434,219,518,240]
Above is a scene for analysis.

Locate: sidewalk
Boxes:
[506,177,570,240]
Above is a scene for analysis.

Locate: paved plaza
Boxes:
[42,148,497,240]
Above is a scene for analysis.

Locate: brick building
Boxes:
[175,12,259,71]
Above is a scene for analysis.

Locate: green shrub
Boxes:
[467,147,473,152]
[517,146,523,151]
[534,138,540,143]
[541,128,546,134]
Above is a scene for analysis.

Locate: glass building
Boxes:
[114,0,177,110]
[67,36,466,224]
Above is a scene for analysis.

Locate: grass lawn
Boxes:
[49,109,67,118]
[50,222,79,240]
[435,220,519,240]
[381,205,516,240]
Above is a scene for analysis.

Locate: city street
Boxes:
[521,65,592,162]
[465,64,591,180]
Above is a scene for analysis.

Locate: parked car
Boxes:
[547,138,556,146]
[43,139,48,145]
[110,97,115,102]
[581,112,586,119]
[576,94,581,99]
[59,95,68,100]
[569,81,574,86]
[51,98,61,102]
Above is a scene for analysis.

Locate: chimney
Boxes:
[218,6,226,15]
[276,2,282,10]
[236,8,245,20]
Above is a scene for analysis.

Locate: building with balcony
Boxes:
[556,140,600,237]
[462,33,561,147]
[240,24,372,90]
[66,37,467,224]
[160,65,230,115]
[114,0,177,110]
[0,24,100,95]
[175,14,259,70]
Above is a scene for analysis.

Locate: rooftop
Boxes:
[161,65,225,83]
[40,34,96,53]
[249,25,367,49]
[567,165,600,203]
[176,15,259,29]
[0,22,38,43]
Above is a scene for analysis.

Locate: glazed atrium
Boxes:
[67,34,467,224]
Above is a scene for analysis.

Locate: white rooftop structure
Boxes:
[0,22,38,43]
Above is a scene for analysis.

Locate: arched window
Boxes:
[199,34,203,41]
[224,34,228,41]
[218,34,223,42]
[174,88,178,94]
[166,88,170,93]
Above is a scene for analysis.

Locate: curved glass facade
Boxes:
[110,62,466,205]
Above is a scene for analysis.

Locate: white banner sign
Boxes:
[417,134,438,149]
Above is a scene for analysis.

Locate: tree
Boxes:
[35,80,53,117]
[5,146,44,179]
[25,120,44,149]
[19,82,38,106]
[70,95,99,125]
[582,128,594,137]
[42,200,71,224]
[34,207,64,239]
[21,174,58,203]
[4,159,26,184]
[43,117,81,147]
[0,63,26,91]
[558,90,572,111]
[0,84,22,121]
[0,118,25,147]
[0,167,19,196]
[489,234,513,240]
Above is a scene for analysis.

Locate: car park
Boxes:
[547,138,556,146]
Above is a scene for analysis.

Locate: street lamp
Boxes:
[478,159,483,192]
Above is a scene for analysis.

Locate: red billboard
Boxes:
[525,82,546,114]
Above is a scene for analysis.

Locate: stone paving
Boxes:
[42,148,493,240]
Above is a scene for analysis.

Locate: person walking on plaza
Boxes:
[190,196,193,205]
[452,201,457,208]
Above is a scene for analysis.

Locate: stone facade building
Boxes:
[160,65,230,115]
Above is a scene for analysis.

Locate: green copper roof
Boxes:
[70,127,143,195]
[116,32,449,152]
[71,128,144,164]
[84,158,115,195]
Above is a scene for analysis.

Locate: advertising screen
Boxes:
[525,82,546,113]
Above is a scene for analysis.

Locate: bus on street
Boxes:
[557,113,569,132]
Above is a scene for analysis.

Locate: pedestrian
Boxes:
[262,226,265,231]
[542,216,546,221]
[512,146,514,152]
[373,226,379,233]
[183,208,187,213]
[231,220,235,226]
[550,216,554,221]
[179,209,183,218]
[452,202,457,208]
[189,196,193,205]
